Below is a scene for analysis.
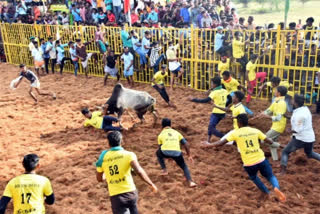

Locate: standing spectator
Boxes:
[121,47,134,87]
[140,8,149,23]
[214,26,228,56]
[120,25,133,56]
[4,3,17,24]
[201,12,213,28]
[180,2,190,26]
[196,9,205,28]
[303,17,318,48]
[61,12,69,25]
[131,10,139,26]
[28,37,36,53]
[69,41,79,76]
[245,16,255,30]
[56,40,72,75]
[141,31,151,59]
[112,0,122,23]
[31,42,45,77]
[80,4,86,22]
[71,4,83,24]
[166,34,184,90]
[16,2,27,23]
[103,50,120,85]
[41,38,50,75]
[190,4,199,27]
[45,37,57,74]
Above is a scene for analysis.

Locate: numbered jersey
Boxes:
[226,127,266,166]
[209,88,228,114]
[3,174,53,214]
[96,150,137,196]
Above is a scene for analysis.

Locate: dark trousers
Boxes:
[317,98,320,114]
[110,191,138,214]
[208,113,225,138]
[236,56,248,83]
[156,149,192,181]
[51,58,57,74]
[153,84,169,103]
[244,159,279,193]
[281,137,320,167]
[102,116,121,132]
[226,94,232,107]
[59,57,72,74]
[153,54,166,73]
[44,58,50,74]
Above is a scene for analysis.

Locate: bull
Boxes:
[104,84,158,127]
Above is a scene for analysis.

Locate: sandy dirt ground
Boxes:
[0,64,320,214]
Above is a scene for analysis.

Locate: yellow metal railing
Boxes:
[1,23,319,104]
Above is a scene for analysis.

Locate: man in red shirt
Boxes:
[106,10,116,26]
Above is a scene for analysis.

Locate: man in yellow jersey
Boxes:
[202,114,286,202]
[190,77,228,142]
[221,71,249,110]
[217,56,231,76]
[0,154,55,214]
[246,53,267,104]
[96,131,158,214]
[151,64,175,107]
[157,118,196,188]
[258,76,293,112]
[232,32,250,84]
[255,86,288,161]
[81,108,122,132]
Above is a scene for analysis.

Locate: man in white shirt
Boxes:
[31,42,45,77]
[28,36,35,52]
[45,37,57,74]
[280,94,320,175]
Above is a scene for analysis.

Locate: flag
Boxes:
[124,0,130,14]
[284,0,290,26]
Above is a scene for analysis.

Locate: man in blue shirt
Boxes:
[180,2,190,25]
[147,7,158,25]
[40,38,50,75]
[71,4,82,24]
[214,26,231,56]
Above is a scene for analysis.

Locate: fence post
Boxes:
[274,25,281,77]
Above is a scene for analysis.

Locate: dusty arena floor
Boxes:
[0,64,319,214]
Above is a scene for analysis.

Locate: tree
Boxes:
[300,0,310,5]
[240,0,249,8]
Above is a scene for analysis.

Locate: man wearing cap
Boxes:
[151,64,175,107]
[214,26,230,56]
[29,36,36,52]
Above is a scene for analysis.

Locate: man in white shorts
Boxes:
[75,39,97,77]
[166,34,184,90]
[103,50,120,86]
[13,64,56,103]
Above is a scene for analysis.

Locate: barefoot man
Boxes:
[202,114,286,202]
[13,64,56,103]
[156,118,196,187]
